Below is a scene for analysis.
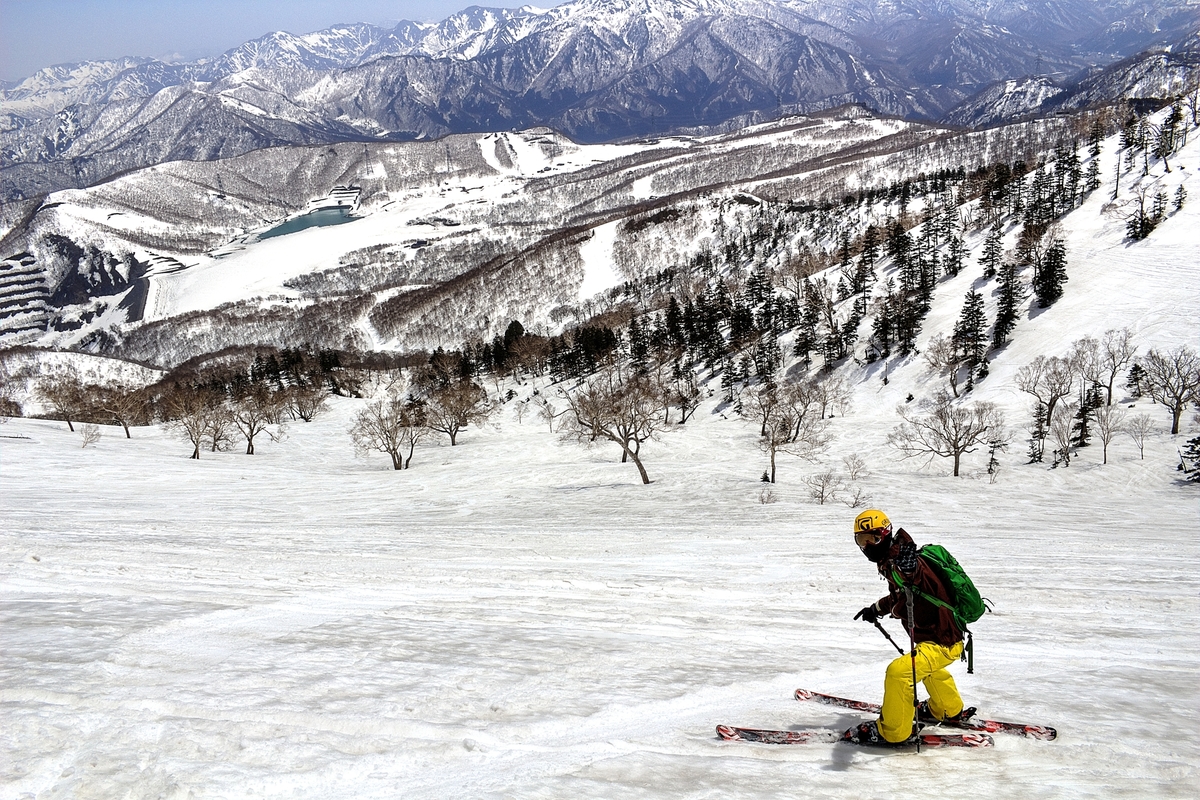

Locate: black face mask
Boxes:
[861,535,892,563]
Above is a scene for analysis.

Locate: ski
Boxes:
[794,689,1057,741]
[716,724,993,748]
[716,725,840,745]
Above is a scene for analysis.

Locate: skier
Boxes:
[845,509,973,746]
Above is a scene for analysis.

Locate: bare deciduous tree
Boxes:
[1071,329,1139,407]
[0,366,19,421]
[286,384,329,422]
[1125,412,1155,459]
[841,484,871,508]
[559,368,665,484]
[79,423,101,448]
[508,335,551,376]
[813,374,852,418]
[751,380,830,483]
[1098,328,1138,405]
[1142,346,1200,434]
[741,384,780,437]
[804,469,843,504]
[232,386,286,455]
[1049,402,1077,466]
[349,394,429,470]
[205,405,237,453]
[1071,336,1103,395]
[163,387,225,459]
[924,334,966,398]
[94,382,150,438]
[888,392,1006,476]
[1016,355,1075,428]
[424,380,491,445]
[1092,403,1126,464]
[842,453,869,480]
[38,370,84,432]
[665,371,702,425]
[535,396,563,432]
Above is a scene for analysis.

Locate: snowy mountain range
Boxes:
[3,0,1197,201]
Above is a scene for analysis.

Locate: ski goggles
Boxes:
[854,526,892,549]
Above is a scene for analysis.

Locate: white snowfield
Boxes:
[4,124,1200,798]
[2,387,1197,799]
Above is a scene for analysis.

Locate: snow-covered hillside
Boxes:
[3,109,960,361]
[2,103,1199,797]
[15,99,1159,373]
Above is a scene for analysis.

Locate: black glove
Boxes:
[894,539,918,574]
[854,604,880,624]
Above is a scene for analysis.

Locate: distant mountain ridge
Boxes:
[943,29,1200,127]
[2,0,1197,201]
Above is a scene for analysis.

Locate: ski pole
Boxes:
[872,620,905,655]
[904,585,920,754]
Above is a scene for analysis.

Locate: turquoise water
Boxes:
[259,208,357,240]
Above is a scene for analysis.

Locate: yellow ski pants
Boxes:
[879,640,965,742]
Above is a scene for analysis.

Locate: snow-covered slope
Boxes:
[942,77,1066,128]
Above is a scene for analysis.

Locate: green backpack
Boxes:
[891,544,990,672]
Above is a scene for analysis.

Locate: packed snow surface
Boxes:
[2,394,1197,798]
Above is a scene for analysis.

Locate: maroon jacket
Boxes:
[875,528,963,648]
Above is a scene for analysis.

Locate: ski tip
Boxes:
[794,688,813,701]
[716,724,739,741]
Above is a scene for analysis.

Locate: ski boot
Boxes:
[841,720,923,747]
[917,700,977,725]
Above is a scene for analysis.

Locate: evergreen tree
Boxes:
[793,279,822,366]
[1026,164,1051,227]
[1034,236,1068,308]
[1071,385,1103,448]
[980,225,1003,278]
[628,316,648,365]
[1063,145,1082,209]
[952,289,988,387]
[869,279,897,359]
[720,358,737,403]
[993,260,1024,348]
[1085,120,1103,193]
[940,197,959,242]
[1125,363,1147,397]
[1119,114,1138,151]
[894,293,922,356]
[860,224,879,267]
[1027,402,1048,463]
[1152,190,1169,224]
[944,235,966,278]
[665,296,685,351]
[755,330,782,380]
[919,249,938,302]
[887,220,916,292]
[1180,436,1200,483]
[1010,161,1026,216]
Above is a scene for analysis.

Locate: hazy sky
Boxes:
[0,1,541,83]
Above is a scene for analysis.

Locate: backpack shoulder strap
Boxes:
[890,566,970,633]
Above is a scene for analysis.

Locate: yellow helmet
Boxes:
[853,509,891,535]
